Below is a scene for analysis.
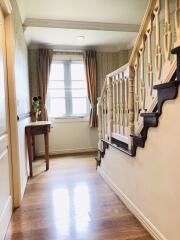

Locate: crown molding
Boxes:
[28,42,132,53]
[23,18,140,32]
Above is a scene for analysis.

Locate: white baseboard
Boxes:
[0,196,12,240]
[98,167,167,240]
[37,147,98,156]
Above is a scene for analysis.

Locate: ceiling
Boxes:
[17,0,148,52]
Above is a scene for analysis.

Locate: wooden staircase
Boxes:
[96,47,180,167]
[96,0,180,168]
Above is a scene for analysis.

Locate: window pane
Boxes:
[49,80,64,89]
[49,89,65,97]
[49,98,65,117]
[50,63,64,80]
[72,81,87,89]
[71,63,85,80]
[72,89,87,97]
[72,98,87,115]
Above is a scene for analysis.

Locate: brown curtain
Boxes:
[37,48,53,120]
[84,50,98,127]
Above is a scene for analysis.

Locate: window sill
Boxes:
[50,116,89,123]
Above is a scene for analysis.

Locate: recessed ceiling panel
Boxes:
[25,27,137,51]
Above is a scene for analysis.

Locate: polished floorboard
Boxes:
[6,155,153,240]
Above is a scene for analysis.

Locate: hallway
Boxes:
[6,155,152,240]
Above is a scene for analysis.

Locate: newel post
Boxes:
[128,66,135,150]
[97,97,103,151]
[107,77,113,142]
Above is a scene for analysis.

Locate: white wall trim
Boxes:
[5,14,22,208]
[98,167,168,240]
[112,132,129,144]
[0,196,12,240]
[37,147,97,157]
[23,18,140,33]
[51,117,89,124]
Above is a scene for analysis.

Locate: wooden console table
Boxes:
[25,121,51,177]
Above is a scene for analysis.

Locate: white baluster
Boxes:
[134,55,139,122]
[139,39,146,112]
[146,18,153,98]
[154,0,162,82]
[107,77,113,142]
[116,76,120,133]
[164,0,172,63]
[120,73,124,135]
[124,76,129,136]
[112,76,117,133]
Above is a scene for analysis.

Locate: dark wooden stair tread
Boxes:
[140,112,159,118]
[154,80,180,90]
[171,46,180,54]
[131,134,146,140]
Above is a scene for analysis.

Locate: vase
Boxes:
[35,111,39,122]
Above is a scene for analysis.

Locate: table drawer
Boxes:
[29,125,50,135]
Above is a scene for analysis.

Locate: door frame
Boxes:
[0,0,22,208]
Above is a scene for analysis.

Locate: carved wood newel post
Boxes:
[128,66,135,150]
[103,91,107,139]
[107,77,113,142]
[98,97,103,150]
[139,39,146,111]
[124,77,129,136]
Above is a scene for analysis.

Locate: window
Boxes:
[48,58,89,118]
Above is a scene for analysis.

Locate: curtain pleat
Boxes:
[84,51,98,127]
[37,48,53,121]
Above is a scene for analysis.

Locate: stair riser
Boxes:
[143,117,158,128]
[157,84,179,114]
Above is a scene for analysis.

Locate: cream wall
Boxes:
[35,118,98,155]
[99,90,180,240]
[11,0,30,198]
[97,50,128,96]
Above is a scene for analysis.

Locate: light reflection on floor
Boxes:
[5,157,152,240]
[52,183,91,238]
[74,183,91,234]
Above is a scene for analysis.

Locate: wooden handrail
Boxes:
[129,0,156,66]
[106,63,129,78]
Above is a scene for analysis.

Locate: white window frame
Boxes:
[47,57,89,119]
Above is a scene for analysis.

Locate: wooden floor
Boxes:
[6,155,153,240]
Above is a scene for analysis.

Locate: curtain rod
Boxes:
[53,50,84,55]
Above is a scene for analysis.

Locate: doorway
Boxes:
[0,4,13,240]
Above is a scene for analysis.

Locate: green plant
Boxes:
[32,96,42,121]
